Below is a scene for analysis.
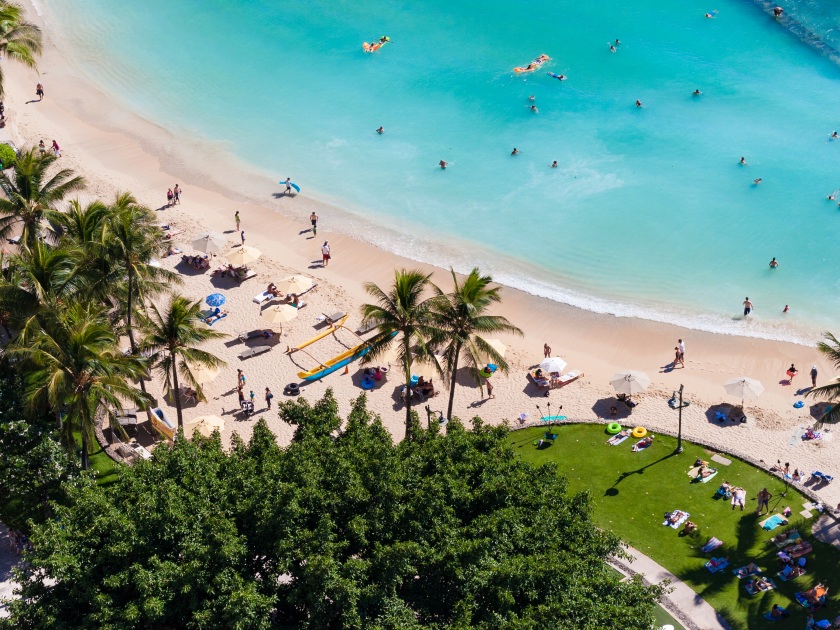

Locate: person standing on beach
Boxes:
[756,488,772,515]
[678,339,685,363]
[285,178,292,195]
[234,211,240,231]
[743,297,753,317]
[310,211,318,235]
[240,230,246,246]
[811,365,818,388]
[38,139,45,156]
[265,387,274,409]
[173,184,181,205]
[544,343,551,358]
[51,140,60,158]
[36,82,43,101]
[786,364,798,383]
[486,379,494,399]
[674,347,684,368]
[321,241,331,267]
[166,189,173,207]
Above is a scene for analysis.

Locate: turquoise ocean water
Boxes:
[43,0,840,342]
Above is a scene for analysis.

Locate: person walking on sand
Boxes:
[756,487,772,515]
[265,387,274,409]
[811,365,818,388]
[38,139,46,156]
[51,140,61,158]
[166,188,173,207]
[234,211,240,231]
[173,184,181,205]
[544,343,551,358]
[36,82,43,101]
[743,297,753,317]
[678,339,686,363]
[674,347,684,368]
[240,230,246,246]
[321,240,331,267]
[486,379,494,399]
[786,364,798,383]
[310,211,318,235]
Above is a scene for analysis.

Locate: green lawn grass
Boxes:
[73,430,121,487]
[508,424,839,630]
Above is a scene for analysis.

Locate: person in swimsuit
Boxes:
[551,161,558,168]
[36,83,44,100]
[309,211,318,235]
[635,100,643,107]
[38,139,46,156]
[439,160,449,169]
[51,140,61,157]
[173,184,181,204]
[529,105,538,113]
[321,241,331,267]
[693,89,702,96]
[754,178,762,185]
[743,297,753,317]
[511,148,519,155]
[376,126,384,134]
[769,257,779,268]
[740,157,748,165]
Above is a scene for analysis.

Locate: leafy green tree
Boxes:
[806,332,840,426]
[360,269,438,440]
[432,267,522,420]
[0,148,85,247]
[141,295,226,429]
[1,391,664,629]
[0,2,42,97]
[7,303,148,469]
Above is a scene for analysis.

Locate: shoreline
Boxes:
[7,0,839,506]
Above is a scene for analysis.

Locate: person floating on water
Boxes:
[529,104,538,113]
[754,178,762,185]
[773,6,783,17]
[551,161,558,168]
[376,126,384,134]
[511,148,520,155]
[740,156,748,165]
[609,44,616,53]
[635,100,643,108]
[831,131,838,139]
[548,72,566,81]
[769,257,779,268]
[705,11,717,18]
[827,190,838,200]
[439,160,449,169]
[693,89,702,96]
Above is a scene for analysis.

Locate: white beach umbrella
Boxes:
[610,370,651,396]
[191,232,228,254]
[540,356,567,374]
[723,376,764,408]
[185,361,220,385]
[225,245,262,266]
[261,304,299,325]
[275,275,313,295]
[485,339,507,359]
[184,415,225,439]
[413,356,443,381]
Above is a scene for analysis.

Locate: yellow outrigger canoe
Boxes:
[297,341,372,381]
[287,314,349,354]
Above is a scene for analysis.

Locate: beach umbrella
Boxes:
[413,355,443,381]
[186,361,220,385]
[723,376,764,408]
[261,304,299,325]
[205,293,226,308]
[610,370,651,396]
[191,232,227,254]
[226,245,262,266]
[275,275,313,295]
[184,414,225,438]
[485,339,507,359]
[540,356,568,374]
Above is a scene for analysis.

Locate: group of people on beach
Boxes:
[165,184,182,208]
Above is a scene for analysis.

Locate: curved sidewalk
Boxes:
[611,544,731,630]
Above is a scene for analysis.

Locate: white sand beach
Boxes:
[3,3,838,508]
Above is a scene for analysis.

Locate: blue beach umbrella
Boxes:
[206,293,226,308]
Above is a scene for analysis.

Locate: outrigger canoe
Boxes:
[297,341,372,381]
[288,314,349,354]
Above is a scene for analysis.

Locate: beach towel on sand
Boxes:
[663,510,689,529]
[761,514,788,531]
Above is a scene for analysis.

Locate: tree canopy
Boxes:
[3,391,662,629]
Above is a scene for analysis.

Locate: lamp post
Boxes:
[675,384,686,454]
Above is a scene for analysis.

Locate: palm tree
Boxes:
[360,269,438,440]
[7,304,149,469]
[0,148,85,247]
[806,332,840,426]
[432,268,522,421]
[141,296,226,430]
[0,3,42,97]
[105,193,179,422]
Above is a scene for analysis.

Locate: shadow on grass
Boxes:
[605,450,680,496]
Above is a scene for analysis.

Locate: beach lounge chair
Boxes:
[254,291,272,304]
[529,369,551,388]
[237,269,257,283]
[324,311,346,325]
[551,370,584,388]
[239,345,272,360]
[239,329,274,342]
[705,557,729,573]
[811,471,834,484]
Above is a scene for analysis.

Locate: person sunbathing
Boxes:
[754,577,773,591]
[633,436,654,451]
[416,377,435,396]
[803,583,828,604]
[716,481,732,495]
[204,309,228,324]
[698,465,717,479]
[667,510,685,524]
[682,520,697,534]
[267,282,279,296]
[734,563,760,578]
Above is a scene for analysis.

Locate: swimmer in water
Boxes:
[705,12,716,18]
[769,257,779,268]
[740,157,748,166]
[832,131,838,139]
[828,190,839,200]
[439,160,449,169]
[635,100,643,107]
[783,304,789,313]
[773,6,783,17]
[529,105,538,113]
[376,126,384,134]
[693,89,702,96]
[528,95,535,101]
[609,44,616,53]
[548,72,566,81]
[754,178,763,185]
[511,148,520,155]
[615,39,621,46]
[551,161,558,168]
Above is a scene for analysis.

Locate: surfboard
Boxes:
[279,181,301,193]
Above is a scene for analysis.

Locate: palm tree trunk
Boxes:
[81,431,89,471]
[403,333,412,440]
[446,342,461,421]
[171,352,183,430]
[126,270,154,425]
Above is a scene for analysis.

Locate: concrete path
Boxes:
[611,544,731,630]
[0,523,19,618]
